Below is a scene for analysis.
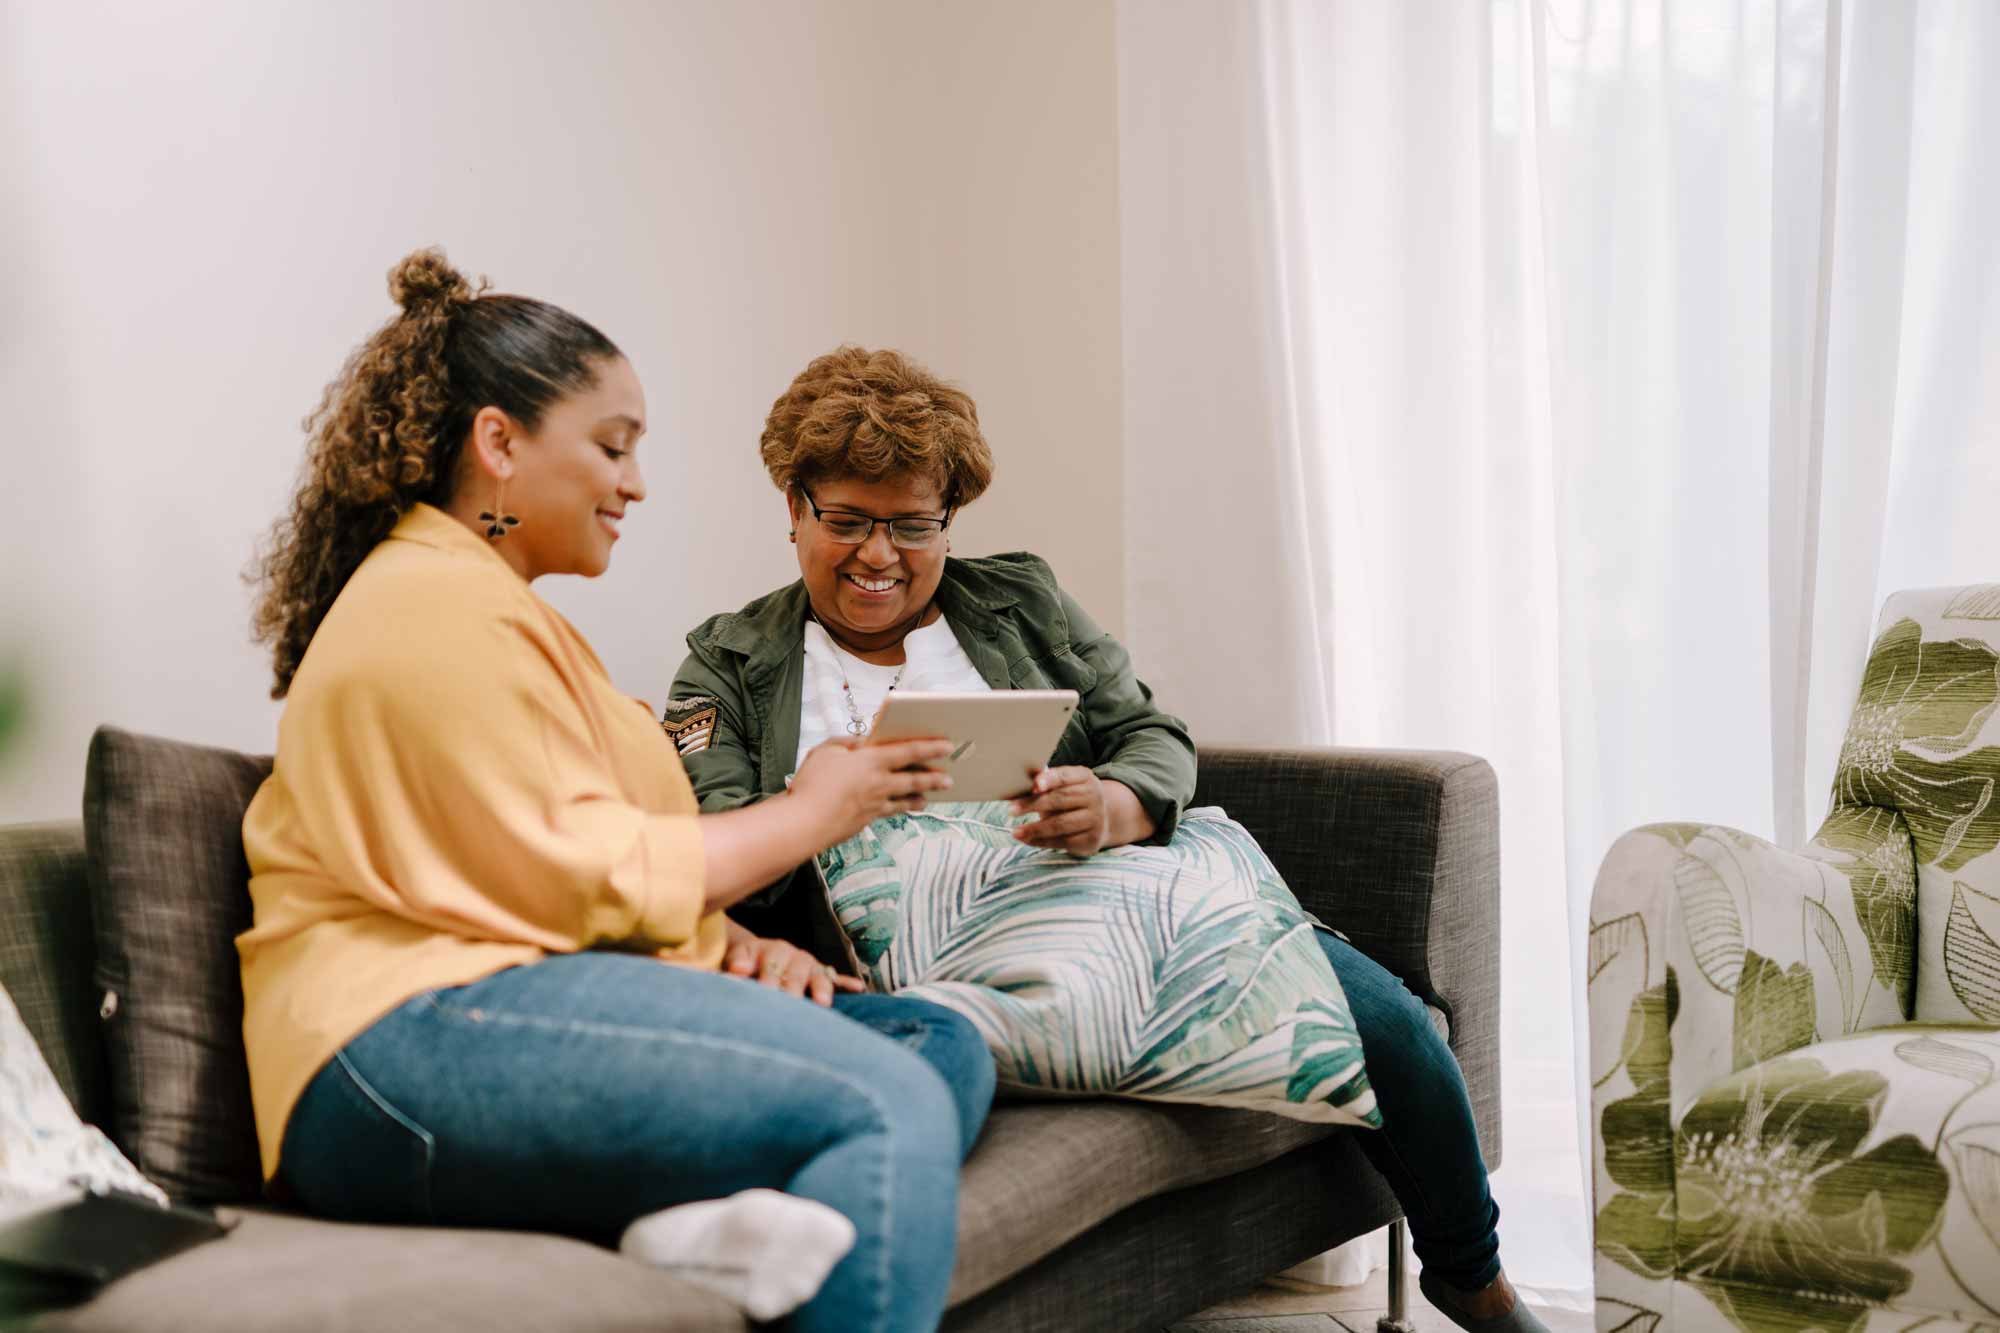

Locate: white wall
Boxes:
[0,0,1122,823]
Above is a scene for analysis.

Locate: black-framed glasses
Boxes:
[799,485,952,550]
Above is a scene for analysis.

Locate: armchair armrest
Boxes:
[1588,807,1917,1285]
[1193,746,1500,1162]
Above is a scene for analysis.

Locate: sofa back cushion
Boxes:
[1828,586,2000,1025]
[84,725,271,1202]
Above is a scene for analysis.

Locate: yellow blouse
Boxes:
[238,503,725,1179]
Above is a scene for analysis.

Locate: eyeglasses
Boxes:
[799,485,952,550]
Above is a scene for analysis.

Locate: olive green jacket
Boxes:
[667,553,1197,857]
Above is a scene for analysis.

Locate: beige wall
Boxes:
[0,0,1122,822]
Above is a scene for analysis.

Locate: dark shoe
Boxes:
[1418,1268,1551,1333]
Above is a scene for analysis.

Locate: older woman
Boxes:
[670,346,1547,1333]
[240,261,992,1333]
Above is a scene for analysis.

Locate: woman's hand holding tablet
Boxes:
[865,691,1081,804]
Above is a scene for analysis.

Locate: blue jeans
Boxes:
[279,953,996,1333]
[1317,929,1502,1291]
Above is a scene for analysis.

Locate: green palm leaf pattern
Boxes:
[817,802,1379,1126]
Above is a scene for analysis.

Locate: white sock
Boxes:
[618,1188,857,1321]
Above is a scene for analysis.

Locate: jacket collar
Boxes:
[938,557,1024,615]
[712,583,809,662]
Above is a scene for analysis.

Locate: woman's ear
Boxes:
[786,490,804,538]
[467,405,516,481]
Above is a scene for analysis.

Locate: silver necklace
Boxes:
[837,652,908,735]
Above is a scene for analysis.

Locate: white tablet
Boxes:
[868,690,1081,803]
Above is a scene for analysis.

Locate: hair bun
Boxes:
[387,247,476,316]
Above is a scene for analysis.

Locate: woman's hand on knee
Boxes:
[722,921,865,1006]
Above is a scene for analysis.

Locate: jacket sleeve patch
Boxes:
[661,696,720,756]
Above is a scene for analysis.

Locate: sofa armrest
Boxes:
[1588,808,1916,1286]
[1192,746,1501,1162]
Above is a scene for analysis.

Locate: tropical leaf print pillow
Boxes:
[815,802,1380,1128]
[1,982,165,1205]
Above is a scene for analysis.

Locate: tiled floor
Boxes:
[1167,1270,1594,1333]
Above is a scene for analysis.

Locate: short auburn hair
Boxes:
[759,346,993,508]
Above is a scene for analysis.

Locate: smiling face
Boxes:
[465,354,647,581]
[790,472,951,654]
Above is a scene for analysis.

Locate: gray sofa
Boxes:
[0,729,1501,1332]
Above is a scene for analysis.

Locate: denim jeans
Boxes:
[1316,929,1503,1290]
[279,953,997,1333]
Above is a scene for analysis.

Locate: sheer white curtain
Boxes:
[1117,0,2000,1299]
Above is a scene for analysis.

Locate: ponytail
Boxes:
[248,248,617,696]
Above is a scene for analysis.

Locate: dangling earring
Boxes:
[788,529,797,543]
[480,477,520,541]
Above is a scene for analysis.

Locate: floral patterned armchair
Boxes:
[1590,585,2000,1331]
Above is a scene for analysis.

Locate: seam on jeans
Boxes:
[1371,1121,1442,1224]
[1378,1130,1500,1290]
[1325,933,1460,1235]
[335,1050,437,1222]
[433,1004,898,1328]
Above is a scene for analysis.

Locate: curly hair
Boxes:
[759,346,993,509]
[248,248,619,697]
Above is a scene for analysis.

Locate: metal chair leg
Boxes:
[1377,1219,1418,1333]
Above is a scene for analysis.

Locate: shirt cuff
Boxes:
[629,811,708,945]
[1092,763,1183,845]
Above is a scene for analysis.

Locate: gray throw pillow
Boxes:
[83,726,271,1202]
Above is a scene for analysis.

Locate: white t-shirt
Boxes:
[797,615,992,769]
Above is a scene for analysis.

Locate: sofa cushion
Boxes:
[948,1096,1339,1303]
[83,726,271,1202]
[14,1101,1345,1329]
[23,1206,744,1333]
